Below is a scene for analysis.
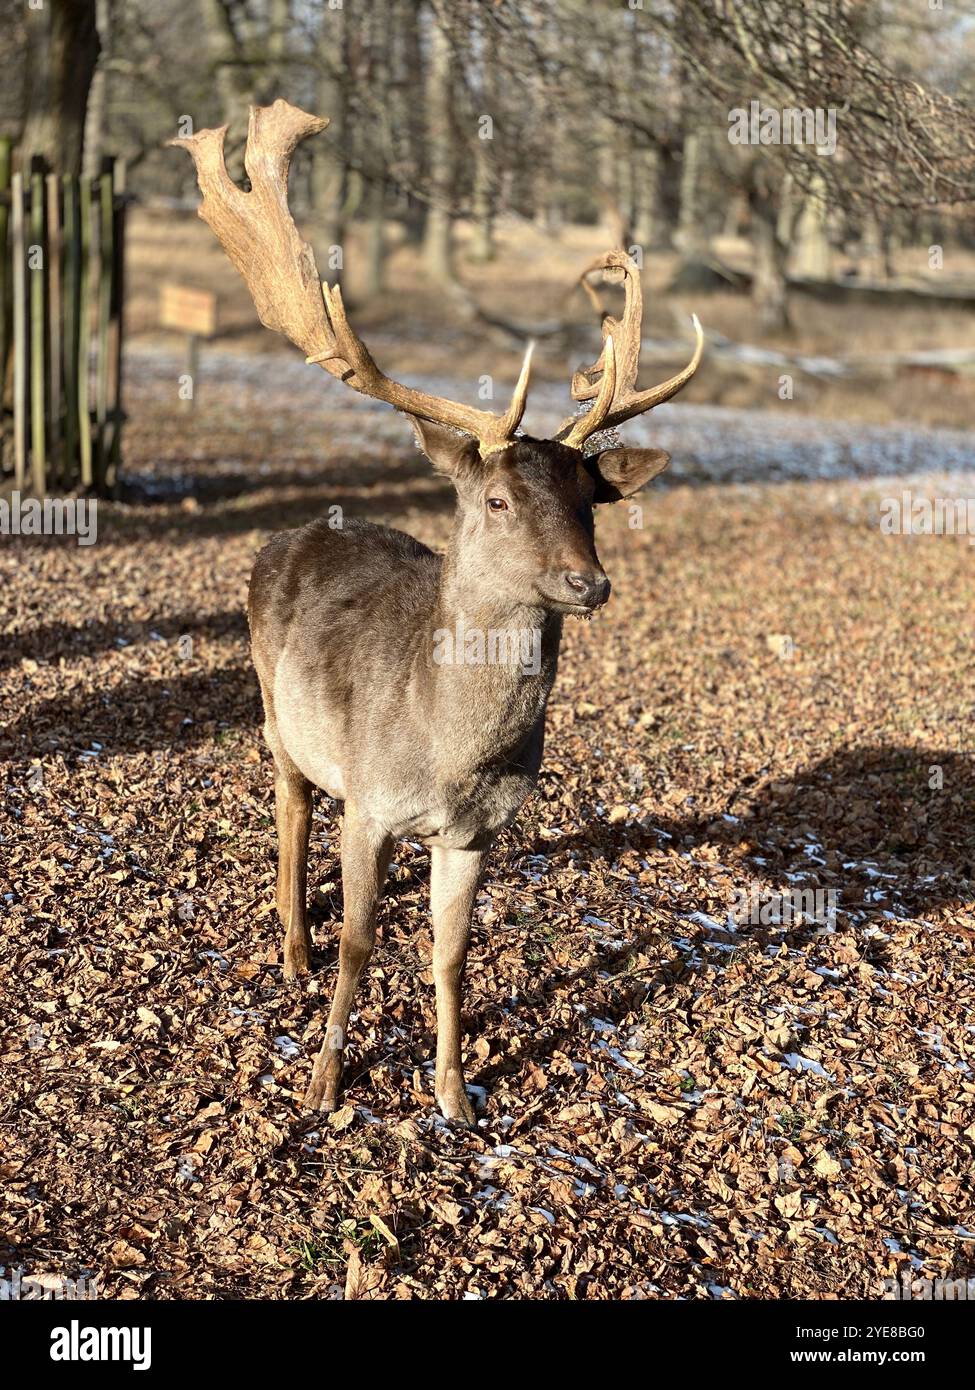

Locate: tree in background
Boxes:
[421,2,455,282]
[3,0,972,328]
[19,0,100,176]
[658,0,975,326]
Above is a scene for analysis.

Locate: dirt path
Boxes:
[127,343,975,487]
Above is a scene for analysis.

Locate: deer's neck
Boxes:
[419,544,562,760]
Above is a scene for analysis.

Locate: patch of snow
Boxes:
[784,1053,835,1080]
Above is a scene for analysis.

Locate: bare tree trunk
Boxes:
[470,155,495,260]
[596,112,624,245]
[884,215,902,279]
[268,0,290,79]
[675,127,710,264]
[722,189,747,238]
[612,109,635,247]
[396,0,426,245]
[202,0,255,180]
[750,186,791,332]
[364,2,388,297]
[422,4,454,282]
[311,4,348,278]
[614,13,641,249]
[669,120,725,291]
[859,211,887,280]
[21,0,100,175]
[365,189,386,296]
[615,150,635,249]
[633,145,666,251]
[776,172,795,244]
[469,24,496,263]
[791,173,832,279]
[82,0,112,179]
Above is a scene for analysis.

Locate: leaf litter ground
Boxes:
[1,348,973,1300]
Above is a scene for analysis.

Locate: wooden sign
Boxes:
[160,283,217,338]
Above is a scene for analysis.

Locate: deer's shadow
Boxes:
[534,744,974,925]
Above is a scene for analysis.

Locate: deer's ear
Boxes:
[587,446,670,502]
[410,418,481,480]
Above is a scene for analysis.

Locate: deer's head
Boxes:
[172,102,703,617]
[410,424,675,615]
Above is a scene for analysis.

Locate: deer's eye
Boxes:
[487,497,509,512]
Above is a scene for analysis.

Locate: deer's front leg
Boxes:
[430,843,490,1126]
[304,804,393,1112]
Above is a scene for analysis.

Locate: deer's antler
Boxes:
[170,100,532,456]
[558,250,703,452]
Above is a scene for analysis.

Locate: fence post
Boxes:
[62,174,80,489]
[0,138,10,422]
[2,161,124,496]
[11,170,26,491]
[108,157,126,487]
[77,177,93,489]
[94,161,113,492]
[47,174,62,489]
[29,159,47,497]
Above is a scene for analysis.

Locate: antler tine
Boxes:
[498,339,535,439]
[318,278,534,452]
[569,250,643,405]
[555,249,703,450]
[562,336,617,452]
[606,313,704,427]
[171,100,533,457]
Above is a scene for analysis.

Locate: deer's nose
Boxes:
[563,571,611,609]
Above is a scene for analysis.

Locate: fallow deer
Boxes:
[174,101,702,1124]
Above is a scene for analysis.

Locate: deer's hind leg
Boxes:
[274,757,314,979]
[256,672,315,980]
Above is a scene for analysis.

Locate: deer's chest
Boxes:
[366,716,546,850]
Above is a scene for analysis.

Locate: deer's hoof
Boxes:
[303,1049,342,1113]
[436,1082,477,1128]
[302,1079,334,1112]
[283,930,312,980]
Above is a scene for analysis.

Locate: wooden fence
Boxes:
[0,141,127,498]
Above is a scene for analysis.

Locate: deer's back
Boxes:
[251,512,435,628]
[249,516,439,682]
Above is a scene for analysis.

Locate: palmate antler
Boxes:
[558,250,704,452]
[170,100,533,457]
